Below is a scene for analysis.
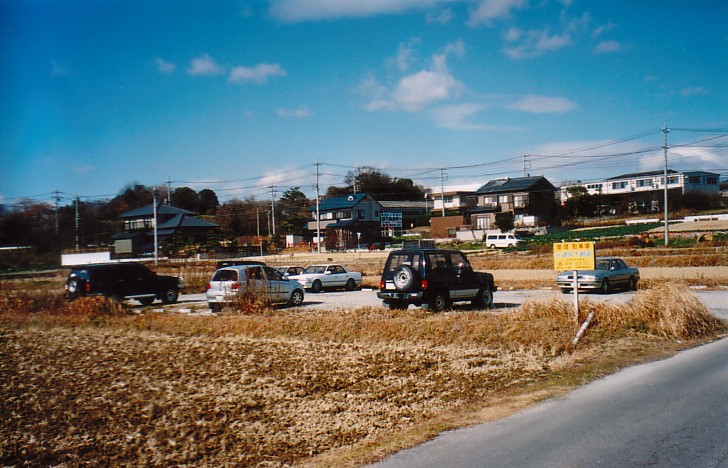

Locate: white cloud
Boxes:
[269,0,442,22]
[155,58,176,73]
[426,8,454,24]
[679,86,709,97]
[229,63,286,84]
[187,54,224,76]
[393,69,460,111]
[468,0,526,27]
[507,95,577,113]
[368,40,464,112]
[640,146,722,173]
[276,106,312,118]
[429,103,517,131]
[502,29,571,59]
[594,40,622,54]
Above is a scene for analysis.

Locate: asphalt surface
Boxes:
[372,336,728,467]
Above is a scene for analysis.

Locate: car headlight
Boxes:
[581,275,596,281]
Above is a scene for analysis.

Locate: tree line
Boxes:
[0,167,427,263]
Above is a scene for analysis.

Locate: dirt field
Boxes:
[2,284,726,466]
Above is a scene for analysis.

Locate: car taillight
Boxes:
[421,279,428,290]
[380,280,385,289]
[205,283,211,290]
[231,281,242,290]
[85,283,91,294]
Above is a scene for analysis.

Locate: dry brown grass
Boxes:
[1,285,725,466]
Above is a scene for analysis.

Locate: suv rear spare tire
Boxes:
[393,265,417,291]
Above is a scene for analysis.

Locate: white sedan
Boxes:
[289,264,363,293]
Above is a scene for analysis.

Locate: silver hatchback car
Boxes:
[205,264,305,311]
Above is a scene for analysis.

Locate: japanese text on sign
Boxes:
[553,242,596,270]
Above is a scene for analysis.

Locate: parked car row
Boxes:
[63,253,637,314]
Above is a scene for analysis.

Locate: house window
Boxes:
[337,210,352,219]
[482,196,495,205]
[611,181,627,190]
[498,195,509,204]
[474,215,492,230]
[688,176,701,184]
[707,177,717,185]
[513,195,527,207]
[636,179,651,187]
[357,210,365,219]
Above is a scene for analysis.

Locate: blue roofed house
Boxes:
[112,202,219,257]
[307,194,382,251]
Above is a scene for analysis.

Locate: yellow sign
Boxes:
[553,242,596,271]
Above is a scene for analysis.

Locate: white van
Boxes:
[484,233,526,249]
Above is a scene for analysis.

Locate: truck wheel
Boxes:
[162,288,179,304]
[425,293,449,312]
[138,297,155,306]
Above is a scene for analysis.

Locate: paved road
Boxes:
[365,293,728,468]
[372,336,728,467]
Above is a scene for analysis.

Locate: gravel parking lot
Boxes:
[167,288,639,314]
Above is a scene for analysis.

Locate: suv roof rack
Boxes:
[402,239,436,250]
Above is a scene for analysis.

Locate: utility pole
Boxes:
[74,196,80,252]
[268,186,277,236]
[256,208,263,256]
[663,121,670,246]
[53,191,61,235]
[315,160,321,253]
[153,189,159,265]
[523,155,531,177]
[440,168,447,217]
[166,179,172,204]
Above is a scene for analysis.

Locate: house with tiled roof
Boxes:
[471,176,558,230]
[307,193,382,250]
[112,202,219,256]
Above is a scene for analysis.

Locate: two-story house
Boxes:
[471,176,558,230]
[307,193,382,250]
[560,169,720,214]
[112,202,219,257]
[428,184,480,216]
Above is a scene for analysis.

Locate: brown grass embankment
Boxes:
[1,285,725,466]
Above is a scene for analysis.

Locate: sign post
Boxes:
[554,242,596,323]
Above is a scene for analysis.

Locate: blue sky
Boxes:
[1,0,726,206]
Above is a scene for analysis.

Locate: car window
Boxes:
[264,266,283,281]
[616,259,627,269]
[212,269,238,282]
[386,253,420,272]
[427,253,448,271]
[304,265,326,274]
[498,235,506,240]
[449,252,469,270]
[595,260,610,271]
[247,266,264,280]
